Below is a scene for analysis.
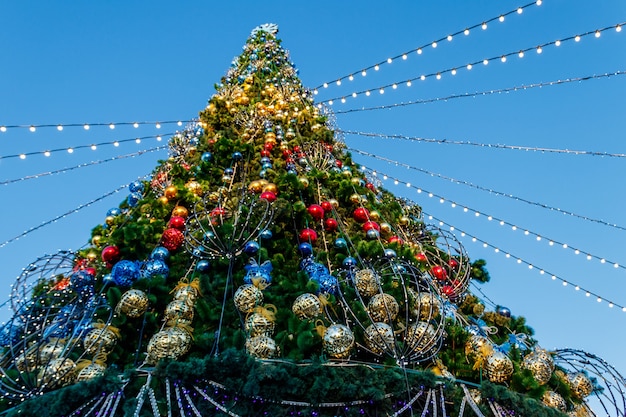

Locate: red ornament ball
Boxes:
[161,228,185,251]
[335,160,343,168]
[414,253,427,263]
[293,146,301,153]
[448,258,459,269]
[388,236,404,245]
[101,245,121,264]
[168,216,186,230]
[307,204,325,221]
[84,267,97,277]
[260,149,271,157]
[320,201,333,213]
[263,142,274,151]
[260,191,277,203]
[441,285,456,298]
[324,218,338,232]
[210,207,226,217]
[431,265,448,281]
[366,183,376,192]
[353,207,369,223]
[362,221,380,232]
[299,228,318,243]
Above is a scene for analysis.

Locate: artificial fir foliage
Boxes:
[0,23,618,416]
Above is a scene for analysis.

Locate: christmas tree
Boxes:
[0,23,623,417]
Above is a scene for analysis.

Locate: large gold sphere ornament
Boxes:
[567,372,594,399]
[248,180,263,193]
[83,326,118,355]
[292,293,322,320]
[364,322,395,355]
[116,289,149,318]
[323,324,355,359]
[485,350,514,383]
[208,191,220,203]
[75,362,107,382]
[14,349,38,372]
[398,216,410,226]
[465,334,492,358]
[521,351,553,386]
[234,284,264,313]
[411,291,441,321]
[39,340,65,364]
[298,177,310,188]
[406,321,438,355]
[164,300,195,326]
[567,404,593,417]
[185,180,203,196]
[349,193,361,204]
[172,206,189,218]
[369,210,380,221]
[354,269,381,297]
[379,222,392,236]
[367,293,399,323]
[105,216,115,226]
[542,390,567,412]
[173,284,200,306]
[164,185,178,199]
[91,235,102,247]
[146,326,192,364]
[37,358,76,389]
[262,183,278,194]
[245,312,276,337]
[328,199,339,209]
[245,336,280,359]
[158,196,169,205]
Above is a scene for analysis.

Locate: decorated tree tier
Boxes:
[0,24,624,417]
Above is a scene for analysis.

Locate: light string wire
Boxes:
[0,146,167,186]
[350,147,626,232]
[313,1,543,90]
[317,22,625,104]
[0,133,175,161]
[0,120,194,133]
[0,184,127,249]
[341,130,626,158]
[334,70,626,114]
[362,167,626,271]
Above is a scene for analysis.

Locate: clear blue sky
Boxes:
[0,0,625,385]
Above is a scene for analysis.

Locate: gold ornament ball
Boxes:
[234,284,264,313]
[172,206,189,218]
[116,289,149,318]
[521,352,552,386]
[265,132,277,142]
[14,349,38,372]
[350,178,361,186]
[542,390,567,412]
[567,404,593,417]
[323,324,355,359]
[411,291,441,321]
[37,358,76,389]
[379,222,392,235]
[158,196,169,205]
[298,177,310,188]
[75,362,107,382]
[39,340,65,364]
[262,183,278,194]
[465,334,492,358]
[349,193,361,204]
[173,285,200,305]
[164,300,195,326]
[248,180,263,193]
[526,348,555,372]
[91,235,102,247]
[364,322,395,355]
[567,372,594,399]
[83,327,118,355]
[328,199,339,209]
[367,293,399,323]
[399,216,410,226]
[105,216,115,226]
[245,312,276,337]
[485,350,514,383]
[164,186,178,199]
[146,326,192,364]
[354,269,380,297]
[208,192,220,202]
[369,211,380,221]
[406,321,439,356]
[292,293,322,320]
[245,335,280,359]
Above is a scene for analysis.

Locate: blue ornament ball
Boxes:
[150,246,170,261]
[244,241,260,256]
[262,162,273,170]
[232,151,243,161]
[224,167,234,176]
[196,259,211,272]
[111,260,141,287]
[366,229,380,240]
[201,152,213,163]
[260,229,273,240]
[334,238,347,249]
[496,306,511,318]
[106,208,121,217]
[141,259,169,279]
[342,257,357,269]
[204,231,215,241]
[298,243,313,257]
[260,156,271,164]
[129,181,144,193]
[127,192,142,207]
[70,270,95,292]
[384,249,397,259]
[315,274,338,295]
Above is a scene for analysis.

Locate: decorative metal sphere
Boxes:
[292,293,322,320]
[410,290,441,321]
[485,350,514,383]
[146,326,192,364]
[75,362,107,382]
[323,324,354,359]
[83,326,118,355]
[245,312,275,337]
[522,352,553,386]
[542,390,567,412]
[567,372,594,399]
[173,284,200,305]
[364,322,395,355]
[164,300,195,326]
[353,269,380,297]
[367,293,399,323]
[234,284,264,313]
[298,243,313,256]
[406,321,438,357]
[245,335,280,359]
[37,358,76,389]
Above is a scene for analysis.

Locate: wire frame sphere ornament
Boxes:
[364,322,395,355]
[245,335,280,359]
[292,293,322,320]
[146,326,193,364]
[485,350,514,383]
[323,324,355,359]
[522,348,554,386]
[115,289,149,318]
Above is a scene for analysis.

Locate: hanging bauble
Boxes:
[387,236,404,245]
[149,246,169,261]
[362,221,380,232]
[527,348,555,372]
[164,185,178,199]
[495,305,511,318]
[146,326,192,364]
[245,311,276,337]
[111,260,141,287]
[383,248,397,259]
[320,201,333,212]
[324,218,338,232]
[248,180,263,193]
[14,349,38,372]
[334,238,347,249]
[430,265,447,281]
[342,256,357,268]
[353,207,369,222]
[398,216,410,226]
[106,207,122,217]
[366,183,376,192]
[75,361,107,382]
[366,229,379,240]
[379,222,392,236]
[168,216,186,230]
[141,258,169,279]
[234,284,264,313]
[101,245,121,264]
[368,210,380,221]
[328,199,339,209]
[414,252,427,263]
[260,229,273,240]
[307,204,324,221]
[298,243,313,256]
[232,151,243,161]
[299,228,318,243]
[314,274,338,295]
[364,322,395,355]
[485,350,514,383]
[243,241,260,256]
[245,335,280,359]
[367,293,399,323]
[542,391,567,412]
[129,180,144,193]
[83,326,119,355]
[263,183,278,194]
[172,206,189,218]
[127,192,142,207]
[567,404,593,417]
[260,191,277,202]
[323,324,354,359]
[161,228,185,251]
[354,269,380,297]
[201,152,213,163]
[69,270,95,298]
[447,258,459,269]
[521,353,552,386]
[164,300,195,326]
[37,358,76,389]
[116,289,149,318]
[292,293,322,320]
[173,282,201,305]
[567,372,594,399]
[38,340,65,364]
[405,321,438,355]
[410,290,441,320]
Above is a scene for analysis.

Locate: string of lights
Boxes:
[313,1,543,90]
[342,130,626,158]
[363,168,626,271]
[0,120,193,133]
[316,22,625,105]
[350,148,626,232]
[334,71,626,114]
[0,184,128,250]
[0,146,167,186]
[0,133,174,161]
[422,211,625,312]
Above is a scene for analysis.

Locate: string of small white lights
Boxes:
[341,130,626,158]
[317,22,625,105]
[0,133,174,161]
[0,146,167,186]
[313,1,543,91]
[0,184,127,249]
[364,167,626,271]
[0,120,192,133]
[334,71,626,114]
[350,147,626,232]
[422,211,625,312]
